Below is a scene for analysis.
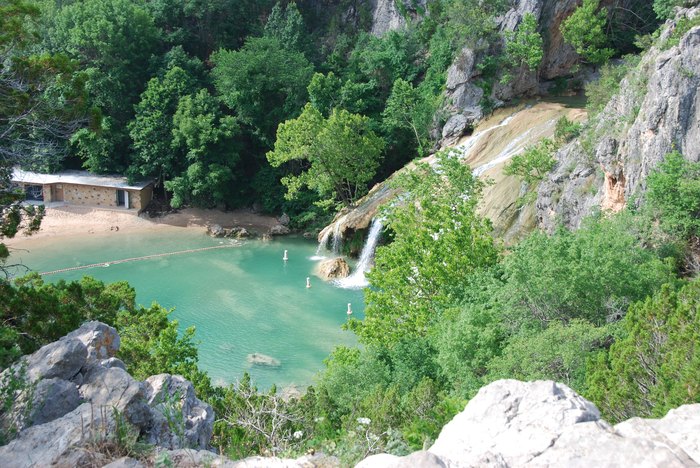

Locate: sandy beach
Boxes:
[5,204,281,249]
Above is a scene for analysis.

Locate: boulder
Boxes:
[80,365,151,427]
[27,378,81,426]
[207,224,225,237]
[317,257,351,280]
[247,353,281,367]
[25,338,87,382]
[278,213,290,226]
[359,380,700,467]
[143,374,215,450]
[64,321,120,361]
[269,224,291,236]
[0,322,216,467]
[429,380,600,466]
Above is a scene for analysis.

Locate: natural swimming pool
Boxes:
[10,229,364,389]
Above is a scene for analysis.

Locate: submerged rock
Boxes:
[317,257,351,280]
[247,353,281,367]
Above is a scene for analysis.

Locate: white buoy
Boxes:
[346,303,352,315]
[306,277,311,288]
[283,250,288,261]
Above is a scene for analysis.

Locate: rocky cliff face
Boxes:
[537,8,700,231]
[369,0,428,36]
[0,322,214,467]
[442,0,580,143]
[358,379,700,468]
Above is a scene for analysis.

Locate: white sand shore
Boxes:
[5,205,280,249]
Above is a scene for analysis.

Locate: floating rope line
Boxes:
[40,243,241,276]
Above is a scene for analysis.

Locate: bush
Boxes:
[586,279,700,422]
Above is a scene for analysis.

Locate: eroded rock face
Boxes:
[358,379,700,468]
[537,10,700,231]
[0,322,214,467]
[317,257,351,280]
[443,0,581,142]
[269,224,291,236]
[370,0,427,37]
[207,224,251,239]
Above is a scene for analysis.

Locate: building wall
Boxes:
[62,184,118,208]
[129,185,153,212]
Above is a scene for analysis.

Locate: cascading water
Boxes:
[331,222,342,255]
[311,229,332,260]
[335,218,384,289]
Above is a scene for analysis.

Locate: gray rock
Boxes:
[207,224,225,237]
[80,365,150,427]
[28,378,81,426]
[100,357,127,370]
[279,213,290,226]
[64,321,120,361]
[441,114,471,143]
[370,0,427,37]
[144,374,214,450]
[247,353,281,367]
[25,338,87,382]
[0,402,112,467]
[103,457,147,468]
[269,224,291,236]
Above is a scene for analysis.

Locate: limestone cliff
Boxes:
[537,7,700,231]
[369,0,428,36]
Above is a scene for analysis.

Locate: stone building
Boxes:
[11,168,154,213]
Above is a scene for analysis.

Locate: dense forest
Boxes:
[2,0,700,465]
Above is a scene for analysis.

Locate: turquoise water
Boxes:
[10,230,364,388]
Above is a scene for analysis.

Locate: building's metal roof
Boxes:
[11,168,152,191]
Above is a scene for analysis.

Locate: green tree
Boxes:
[646,150,700,240]
[496,213,675,328]
[653,0,686,20]
[561,0,615,65]
[504,13,544,73]
[165,89,239,208]
[503,138,557,185]
[267,104,384,207]
[212,37,313,145]
[128,66,197,192]
[354,152,499,346]
[586,280,700,422]
[382,78,434,156]
[488,319,611,392]
[264,1,308,54]
[48,0,160,172]
[1,0,85,273]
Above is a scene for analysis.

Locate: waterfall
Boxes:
[331,222,342,255]
[311,229,332,260]
[335,218,384,289]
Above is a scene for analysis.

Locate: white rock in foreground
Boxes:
[358,379,700,468]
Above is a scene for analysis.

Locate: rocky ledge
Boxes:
[0,322,214,467]
[359,379,700,467]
